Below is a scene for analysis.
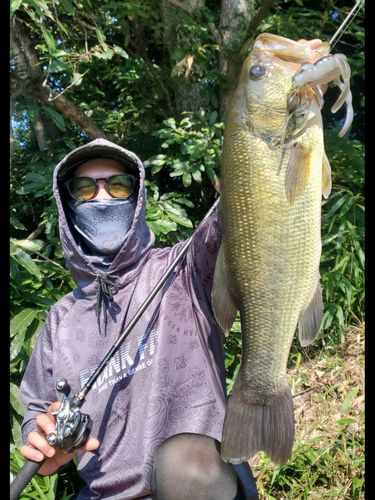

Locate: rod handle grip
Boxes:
[10,457,46,500]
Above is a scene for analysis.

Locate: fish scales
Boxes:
[211,32,352,466]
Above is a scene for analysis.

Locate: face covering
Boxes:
[66,195,137,256]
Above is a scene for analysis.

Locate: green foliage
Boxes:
[144,108,223,235]
[320,132,365,344]
[145,110,223,185]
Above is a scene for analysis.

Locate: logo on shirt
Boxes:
[79,329,158,393]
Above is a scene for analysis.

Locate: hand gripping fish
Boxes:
[212,33,353,465]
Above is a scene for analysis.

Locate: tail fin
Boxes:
[220,373,295,466]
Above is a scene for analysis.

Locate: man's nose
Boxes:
[95,179,112,199]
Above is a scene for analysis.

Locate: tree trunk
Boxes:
[10,16,59,150]
[160,0,207,120]
[217,0,255,120]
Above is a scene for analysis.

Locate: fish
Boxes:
[211,33,353,465]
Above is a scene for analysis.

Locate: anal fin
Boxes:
[298,275,323,347]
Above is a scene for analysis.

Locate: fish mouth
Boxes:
[254,32,330,71]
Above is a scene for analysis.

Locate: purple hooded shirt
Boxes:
[19,138,227,499]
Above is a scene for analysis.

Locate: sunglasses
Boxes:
[65,174,137,202]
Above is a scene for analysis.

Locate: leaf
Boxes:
[10,415,24,450]
[209,110,218,125]
[11,238,44,252]
[41,26,56,54]
[147,219,177,235]
[10,217,26,230]
[336,304,345,329]
[11,249,43,278]
[173,197,194,208]
[60,0,75,15]
[149,163,164,174]
[163,118,177,129]
[167,212,193,228]
[192,169,202,183]
[340,385,360,413]
[182,171,192,187]
[96,28,106,45]
[225,352,235,369]
[150,158,167,167]
[171,49,186,60]
[10,328,27,359]
[336,418,357,425]
[30,0,55,19]
[10,383,27,419]
[49,59,71,73]
[323,193,350,220]
[10,309,38,337]
[72,72,84,86]
[21,292,55,307]
[113,45,129,59]
[10,0,23,14]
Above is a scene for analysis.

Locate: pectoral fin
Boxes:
[322,150,332,199]
[212,245,238,333]
[285,143,311,204]
[298,276,323,347]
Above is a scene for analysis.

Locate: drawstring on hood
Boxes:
[96,272,119,332]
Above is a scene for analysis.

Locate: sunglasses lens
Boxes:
[107,175,135,198]
[68,177,97,201]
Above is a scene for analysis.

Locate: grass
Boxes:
[249,319,365,499]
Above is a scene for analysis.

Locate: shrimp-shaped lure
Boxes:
[292,53,353,137]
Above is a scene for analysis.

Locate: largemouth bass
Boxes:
[212,33,353,465]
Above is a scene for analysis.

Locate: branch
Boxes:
[21,77,108,140]
[26,227,44,240]
[33,252,66,270]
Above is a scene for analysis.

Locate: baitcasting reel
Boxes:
[47,377,92,453]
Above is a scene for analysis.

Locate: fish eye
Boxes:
[249,65,266,80]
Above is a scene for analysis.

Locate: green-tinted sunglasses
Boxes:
[65,174,137,202]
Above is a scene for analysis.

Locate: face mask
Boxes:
[66,195,137,255]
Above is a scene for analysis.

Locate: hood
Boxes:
[53,138,155,289]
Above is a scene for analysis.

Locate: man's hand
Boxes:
[20,401,100,476]
[298,38,323,50]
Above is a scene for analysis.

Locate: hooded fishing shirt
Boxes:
[19,138,227,500]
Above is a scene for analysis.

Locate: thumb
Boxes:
[83,437,100,452]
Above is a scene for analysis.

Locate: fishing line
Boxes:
[329,0,365,50]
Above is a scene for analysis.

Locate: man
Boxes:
[17,137,259,499]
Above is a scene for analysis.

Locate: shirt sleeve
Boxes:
[19,312,57,445]
[185,197,222,306]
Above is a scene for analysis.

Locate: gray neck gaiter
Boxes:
[66,195,137,262]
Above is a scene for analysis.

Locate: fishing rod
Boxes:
[10,196,220,500]
[329,0,364,50]
[10,2,364,497]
